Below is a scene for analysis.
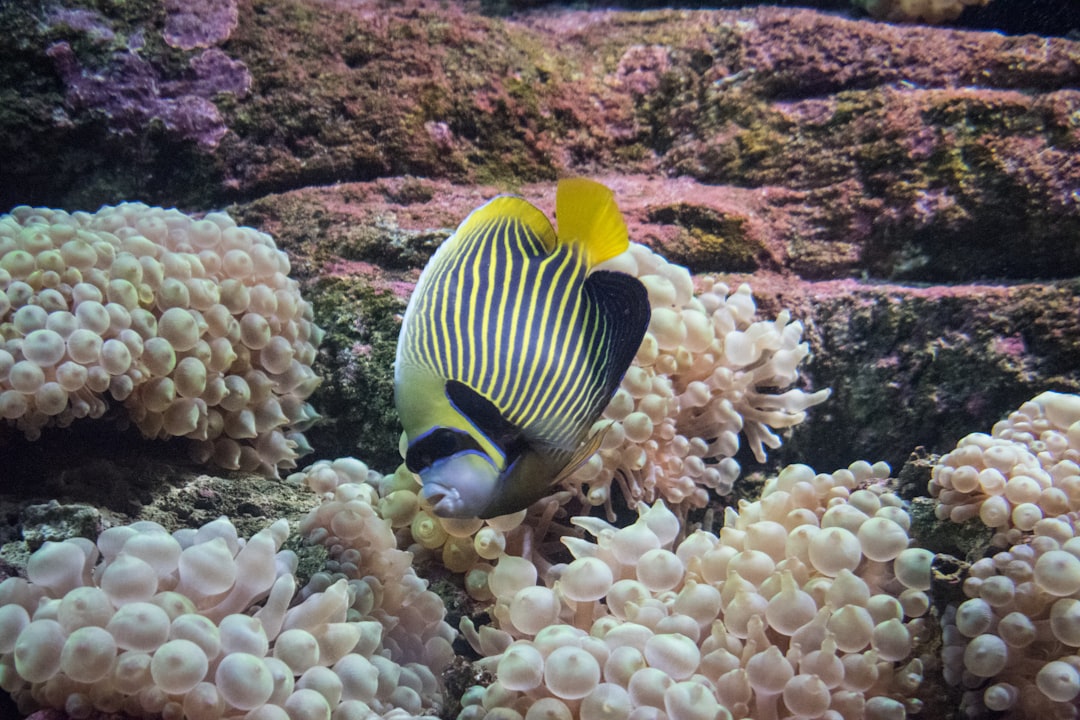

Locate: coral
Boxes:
[929,391,1080,547]
[853,0,992,24]
[274,239,826,602]
[0,203,322,476]
[784,277,1080,475]
[570,243,830,514]
[0,514,444,719]
[7,0,1080,253]
[285,241,827,601]
[43,9,116,43]
[456,461,926,720]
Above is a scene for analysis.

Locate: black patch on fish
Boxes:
[446,379,529,463]
[405,426,486,473]
[583,270,652,399]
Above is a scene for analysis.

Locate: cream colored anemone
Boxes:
[0,203,322,475]
[0,511,446,719]
[458,461,924,720]
[570,243,829,516]
[930,391,1080,547]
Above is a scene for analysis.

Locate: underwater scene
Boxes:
[1,0,1079,719]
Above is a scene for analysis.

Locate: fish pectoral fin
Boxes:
[445,380,524,459]
[550,422,611,487]
[584,269,652,399]
[555,178,629,268]
[478,424,607,518]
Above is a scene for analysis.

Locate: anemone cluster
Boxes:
[930,392,1080,718]
[6,196,1080,720]
[7,393,1080,719]
[0,203,322,475]
[0,514,443,720]
[294,458,457,682]
[455,461,927,720]
[929,391,1080,547]
[573,243,830,516]
[285,244,834,613]
[292,457,561,606]
[942,516,1080,717]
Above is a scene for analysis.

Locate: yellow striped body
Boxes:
[395,179,650,518]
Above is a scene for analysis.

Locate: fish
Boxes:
[394,178,651,518]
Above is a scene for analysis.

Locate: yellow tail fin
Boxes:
[555,178,629,268]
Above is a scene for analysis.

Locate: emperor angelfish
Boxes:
[394,178,651,518]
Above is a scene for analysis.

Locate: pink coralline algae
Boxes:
[614,45,673,98]
[736,9,1080,92]
[324,261,416,302]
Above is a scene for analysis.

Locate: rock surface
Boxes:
[3,1,1078,276]
[230,175,1080,475]
[1,0,1076,529]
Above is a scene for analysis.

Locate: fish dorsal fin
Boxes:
[446,380,526,464]
[584,268,652,398]
[555,178,629,268]
[455,195,557,252]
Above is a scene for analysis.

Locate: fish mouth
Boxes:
[420,483,464,517]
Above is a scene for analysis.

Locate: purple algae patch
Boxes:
[44,8,115,43]
[46,42,251,149]
[163,0,240,50]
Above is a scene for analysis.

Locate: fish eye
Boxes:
[428,428,460,456]
[406,427,485,473]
